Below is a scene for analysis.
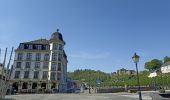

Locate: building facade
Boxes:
[117,68,135,75]
[10,30,68,93]
[161,61,170,74]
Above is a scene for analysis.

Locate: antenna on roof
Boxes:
[57,29,59,32]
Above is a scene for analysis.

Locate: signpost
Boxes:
[96,79,102,93]
[96,79,101,85]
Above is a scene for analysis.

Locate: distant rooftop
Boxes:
[23,39,49,44]
[22,29,65,45]
[162,61,170,67]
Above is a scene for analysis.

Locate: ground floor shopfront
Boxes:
[10,80,60,93]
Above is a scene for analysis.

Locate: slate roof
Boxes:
[23,39,49,44]
[50,32,64,42]
[162,61,170,67]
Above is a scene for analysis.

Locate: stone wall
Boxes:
[0,79,7,99]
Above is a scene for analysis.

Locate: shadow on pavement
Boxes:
[2,98,16,100]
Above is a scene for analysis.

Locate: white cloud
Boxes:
[70,51,111,59]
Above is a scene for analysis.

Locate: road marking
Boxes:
[103,97,110,99]
[120,95,151,100]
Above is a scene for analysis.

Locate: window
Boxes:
[25,44,29,49]
[28,45,33,50]
[58,63,61,71]
[57,73,61,80]
[17,53,23,60]
[34,45,38,49]
[36,53,41,61]
[50,72,56,80]
[37,45,42,50]
[19,44,24,49]
[44,54,49,61]
[43,62,49,69]
[14,71,20,79]
[52,53,57,61]
[33,71,39,79]
[59,44,62,50]
[24,71,29,79]
[16,62,22,68]
[42,71,48,79]
[25,62,31,68]
[58,54,62,61]
[51,62,57,71]
[26,53,32,60]
[45,45,49,50]
[53,43,58,50]
[35,62,40,69]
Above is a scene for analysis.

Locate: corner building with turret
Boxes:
[10,30,68,93]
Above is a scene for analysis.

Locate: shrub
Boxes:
[128,89,137,93]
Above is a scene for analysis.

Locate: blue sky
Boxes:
[0,0,170,72]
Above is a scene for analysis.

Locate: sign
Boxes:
[96,79,101,85]
[161,66,170,73]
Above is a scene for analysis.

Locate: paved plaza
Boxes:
[4,93,152,100]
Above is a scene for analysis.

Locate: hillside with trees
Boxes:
[67,56,170,88]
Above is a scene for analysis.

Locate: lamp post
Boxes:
[132,53,142,100]
[88,71,91,94]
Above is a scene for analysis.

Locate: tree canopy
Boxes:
[144,59,162,71]
[163,56,170,63]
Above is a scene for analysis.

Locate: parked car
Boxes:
[75,88,81,93]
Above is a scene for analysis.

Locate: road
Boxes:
[4,93,152,100]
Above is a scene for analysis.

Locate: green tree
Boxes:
[144,61,152,71]
[144,59,162,71]
[163,56,170,63]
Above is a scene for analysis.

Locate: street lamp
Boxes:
[88,71,91,94]
[132,53,142,100]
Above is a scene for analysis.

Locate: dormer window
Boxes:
[34,45,42,50]
[37,45,42,50]
[19,44,24,49]
[28,44,33,50]
[53,43,58,50]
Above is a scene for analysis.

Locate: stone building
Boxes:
[10,30,68,93]
[117,68,135,75]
